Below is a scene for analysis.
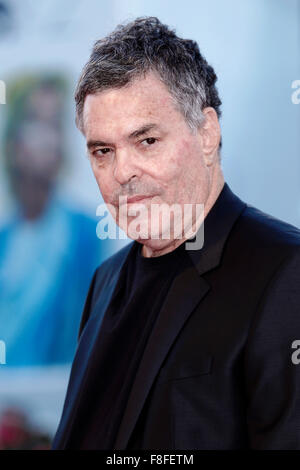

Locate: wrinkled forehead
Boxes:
[81,73,183,139]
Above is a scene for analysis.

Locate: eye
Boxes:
[141,137,157,146]
[93,148,111,156]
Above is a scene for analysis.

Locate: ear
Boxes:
[198,107,221,166]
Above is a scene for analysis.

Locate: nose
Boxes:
[113,147,142,185]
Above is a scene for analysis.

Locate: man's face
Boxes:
[82,71,212,249]
[10,120,61,220]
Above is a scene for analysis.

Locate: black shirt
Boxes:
[78,240,193,449]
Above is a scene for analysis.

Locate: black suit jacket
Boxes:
[52,183,300,450]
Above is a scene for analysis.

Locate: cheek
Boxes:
[161,141,207,201]
[161,140,195,185]
[153,143,188,184]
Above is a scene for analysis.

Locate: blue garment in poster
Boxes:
[0,197,111,366]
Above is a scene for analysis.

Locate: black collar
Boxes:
[187,182,247,275]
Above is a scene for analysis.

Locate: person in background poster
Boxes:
[0,75,110,366]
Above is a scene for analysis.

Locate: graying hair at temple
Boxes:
[74,16,222,149]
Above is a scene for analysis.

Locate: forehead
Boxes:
[82,72,185,138]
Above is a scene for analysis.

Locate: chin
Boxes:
[134,237,172,250]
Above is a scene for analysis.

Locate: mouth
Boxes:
[127,195,152,203]
[120,195,154,205]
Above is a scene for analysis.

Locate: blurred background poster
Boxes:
[0,0,299,449]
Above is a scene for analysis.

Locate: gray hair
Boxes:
[75,16,222,148]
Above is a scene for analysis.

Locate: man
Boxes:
[52,17,300,449]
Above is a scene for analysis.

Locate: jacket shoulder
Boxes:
[96,241,134,277]
[91,241,134,299]
[221,203,300,286]
[236,203,300,254]
[77,241,134,339]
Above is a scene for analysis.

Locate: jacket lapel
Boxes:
[114,266,210,449]
[115,183,247,448]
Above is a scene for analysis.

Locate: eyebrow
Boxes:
[86,123,160,150]
[128,123,159,139]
